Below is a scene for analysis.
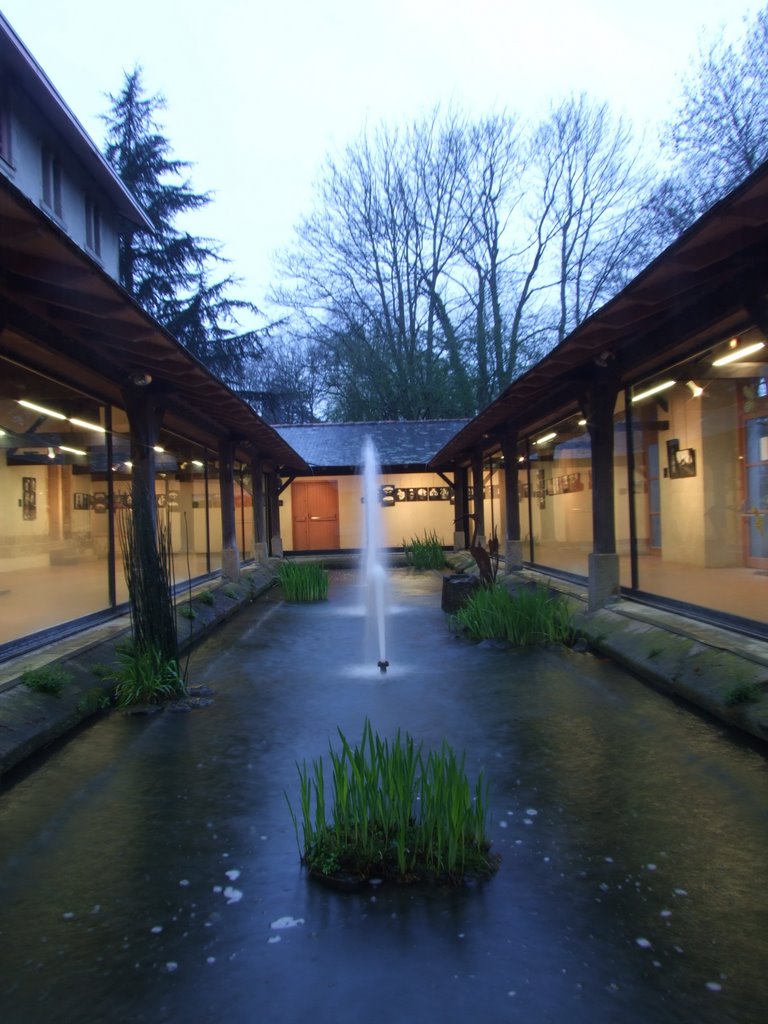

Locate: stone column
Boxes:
[218,436,240,580]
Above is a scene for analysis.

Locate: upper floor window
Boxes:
[85,196,101,257]
[41,147,62,217]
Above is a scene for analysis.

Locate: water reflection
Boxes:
[0,571,766,1023]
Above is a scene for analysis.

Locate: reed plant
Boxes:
[286,718,497,884]
[278,560,329,601]
[454,582,576,646]
[403,530,446,570]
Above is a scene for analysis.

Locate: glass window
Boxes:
[629,329,767,626]
[526,413,592,577]
[0,358,111,647]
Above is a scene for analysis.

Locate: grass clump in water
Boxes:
[278,560,329,602]
[286,718,498,885]
[454,583,576,646]
[403,530,446,570]
[111,644,186,708]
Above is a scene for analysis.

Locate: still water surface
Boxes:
[0,572,766,1023]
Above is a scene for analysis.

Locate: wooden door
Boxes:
[291,480,340,550]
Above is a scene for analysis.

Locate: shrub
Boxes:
[286,718,497,885]
[403,530,446,570]
[197,589,215,606]
[111,645,186,708]
[178,604,197,620]
[454,583,576,646]
[21,665,71,697]
[278,561,329,602]
[724,681,763,707]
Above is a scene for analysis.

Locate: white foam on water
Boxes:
[150,925,163,934]
[705,981,722,992]
[268,935,282,944]
[635,937,652,949]
[165,962,178,972]
[270,916,305,930]
[225,869,241,881]
[223,887,242,904]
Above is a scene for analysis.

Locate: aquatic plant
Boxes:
[403,530,446,570]
[278,561,329,602]
[286,718,497,885]
[112,645,186,708]
[454,582,576,646]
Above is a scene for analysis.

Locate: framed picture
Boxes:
[22,476,36,520]
[675,447,697,477]
[73,492,91,510]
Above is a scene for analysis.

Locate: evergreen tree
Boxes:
[102,66,260,384]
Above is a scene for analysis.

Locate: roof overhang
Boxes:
[431,162,768,467]
[0,175,308,471]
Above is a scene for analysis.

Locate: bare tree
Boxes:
[650,5,768,243]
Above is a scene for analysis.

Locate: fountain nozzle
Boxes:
[377,660,389,674]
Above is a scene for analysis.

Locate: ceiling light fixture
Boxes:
[686,381,704,397]
[59,445,87,456]
[712,341,765,367]
[631,380,676,403]
[18,399,66,420]
[69,417,106,433]
[533,432,557,445]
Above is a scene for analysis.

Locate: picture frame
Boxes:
[674,447,696,478]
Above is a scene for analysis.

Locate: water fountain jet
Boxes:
[362,437,389,673]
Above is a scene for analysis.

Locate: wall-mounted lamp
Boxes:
[128,371,153,387]
[686,381,704,397]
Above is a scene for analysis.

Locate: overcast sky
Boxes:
[0,0,756,321]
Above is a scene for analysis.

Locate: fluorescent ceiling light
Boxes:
[192,460,204,468]
[18,399,66,420]
[712,341,765,367]
[631,380,676,403]
[69,417,105,432]
[153,445,165,453]
[59,445,87,456]
[533,432,557,445]
[578,418,587,426]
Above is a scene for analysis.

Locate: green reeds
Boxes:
[454,582,576,646]
[286,718,497,884]
[403,530,446,570]
[278,560,329,601]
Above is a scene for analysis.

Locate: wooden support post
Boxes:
[266,469,283,558]
[471,451,485,547]
[583,364,621,609]
[453,465,469,550]
[250,454,267,563]
[500,427,522,570]
[218,436,240,580]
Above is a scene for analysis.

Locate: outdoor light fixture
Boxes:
[69,417,105,432]
[631,380,676,403]
[153,445,164,453]
[18,399,66,420]
[128,371,152,387]
[59,445,87,456]
[711,341,765,367]
[192,460,204,468]
[533,432,557,445]
[47,446,55,459]
[578,418,587,426]
[686,381,704,397]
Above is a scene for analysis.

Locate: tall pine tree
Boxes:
[102,66,261,385]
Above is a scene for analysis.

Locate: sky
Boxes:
[0,0,757,323]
